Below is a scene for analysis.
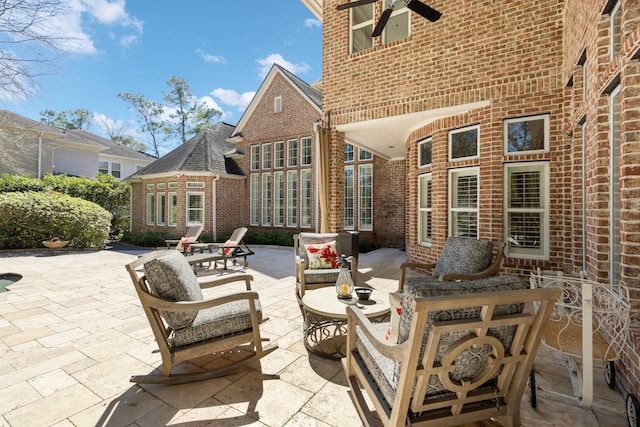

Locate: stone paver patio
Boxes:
[0,245,628,426]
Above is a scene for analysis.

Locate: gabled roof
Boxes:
[231,64,321,138]
[66,129,156,161]
[129,122,244,179]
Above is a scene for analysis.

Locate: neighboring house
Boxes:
[302,0,640,400]
[0,110,154,179]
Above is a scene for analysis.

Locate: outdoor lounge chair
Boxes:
[343,278,562,427]
[125,250,277,385]
[294,231,359,301]
[186,227,255,272]
[164,224,204,253]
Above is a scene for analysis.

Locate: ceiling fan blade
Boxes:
[372,7,393,37]
[406,0,442,22]
[336,0,379,11]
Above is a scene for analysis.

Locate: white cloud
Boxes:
[210,88,256,113]
[304,18,321,28]
[256,54,310,79]
[195,49,226,64]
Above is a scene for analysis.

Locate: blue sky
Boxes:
[2,1,322,154]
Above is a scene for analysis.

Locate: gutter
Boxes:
[38,132,43,178]
[313,120,321,233]
[212,174,220,241]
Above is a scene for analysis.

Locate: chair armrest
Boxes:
[198,274,254,290]
[345,305,408,362]
[143,289,260,313]
[398,262,436,291]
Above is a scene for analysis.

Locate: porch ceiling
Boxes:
[336,100,490,160]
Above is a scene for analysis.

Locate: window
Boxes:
[111,162,121,178]
[168,192,178,226]
[344,166,354,229]
[418,173,432,246]
[504,162,549,259]
[250,174,259,225]
[156,193,166,225]
[418,138,432,167]
[168,182,178,188]
[262,143,272,169]
[287,170,298,227]
[301,137,312,166]
[274,171,284,226]
[98,160,109,174]
[156,183,166,190]
[359,148,373,161]
[350,1,373,53]
[610,85,621,288]
[610,1,621,59]
[504,115,549,155]
[359,164,373,230]
[146,193,155,225]
[449,168,478,238]
[186,181,205,189]
[449,125,479,161]
[383,0,410,44]
[251,145,260,170]
[274,141,284,168]
[344,143,354,162]
[300,169,312,227]
[186,192,204,226]
[274,95,282,113]
[261,173,272,225]
[287,139,298,167]
[146,183,154,190]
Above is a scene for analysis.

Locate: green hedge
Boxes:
[0,191,112,249]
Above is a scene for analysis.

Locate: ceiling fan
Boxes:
[336,0,442,37]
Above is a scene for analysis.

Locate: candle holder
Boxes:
[335,254,354,299]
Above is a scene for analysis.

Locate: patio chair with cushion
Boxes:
[125,250,277,385]
[164,224,204,253]
[294,231,359,301]
[186,227,255,272]
[343,276,562,427]
[398,236,505,292]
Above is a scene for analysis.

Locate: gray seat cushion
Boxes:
[433,237,494,277]
[144,251,203,329]
[302,268,341,284]
[172,299,262,347]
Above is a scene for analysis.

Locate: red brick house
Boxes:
[301,0,640,398]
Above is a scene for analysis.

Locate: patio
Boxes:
[0,245,628,426]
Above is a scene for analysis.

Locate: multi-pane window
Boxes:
[449,168,478,238]
[274,171,284,226]
[359,148,373,161]
[250,174,259,225]
[359,164,373,230]
[274,141,284,169]
[186,192,204,226]
[168,192,178,226]
[98,160,121,178]
[262,143,272,169]
[98,160,109,174]
[146,193,155,225]
[344,166,355,229]
[301,137,312,166]
[504,115,549,154]
[287,139,298,167]
[449,125,479,161]
[300,169,312,227]
[418,173,432,245]
[287,170,298,227]
[383,0,409,44]
[251,145,260,170]
[156,193,166,225]
[111,162,121,178]
[418,138,432,167]
[505,162,549,259]
[344,143,354,162]
[610,85,621,288]
[274,95,282,113]
[261,173,272,226]
[350,1,373,53]
[610,1,621,59]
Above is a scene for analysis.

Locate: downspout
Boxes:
[313,120,321,233]
[212,174,220,241]
[38,132,43,178]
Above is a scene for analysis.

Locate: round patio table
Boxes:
[301,286,390,359]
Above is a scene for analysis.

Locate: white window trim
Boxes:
[503,114,550,155]
[448,124,480,162]
[287,139,298,167]
[418,137,432,168]
[274,171,284,227]
[610,1,621,60]
[358,163,373,231]
[344,142,355,163]
[250,174,260,226]
[300,169,312,228]
[609,85,621,289]
[186,181,205,189]
[358,147,373,161]
[382,1,410,44]
[168,192,178,227]
[262,143,272,170]
[344,165,355,230]
[156,192,166,226]
[274,141,285,169]
[350,3,373,54]
[251,145,260,171]
[261,173,272,226]
[301,137,312,166]
[186,191,205,226]
[448,167,479,238]
[146,193,155,225]
[286,170,297,227]
[503,161,550,260]
[274,95,282,113]
[418,173,432,246]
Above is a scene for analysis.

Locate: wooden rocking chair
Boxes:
[125,250,277,385]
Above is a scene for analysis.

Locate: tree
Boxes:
[0,0,74,101]
[40,109,93,129]
[93,114,146,152]
[162,76,221,143]
[117,92,165,157]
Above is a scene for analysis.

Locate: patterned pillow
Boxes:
[433,237,494,278]
[217,240,235,256]
[304,241,339,269]
[384,292,403,342]
[143,251,203,329]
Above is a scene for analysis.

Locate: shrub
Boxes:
[0,191,112,249]
[121,230,166,247]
